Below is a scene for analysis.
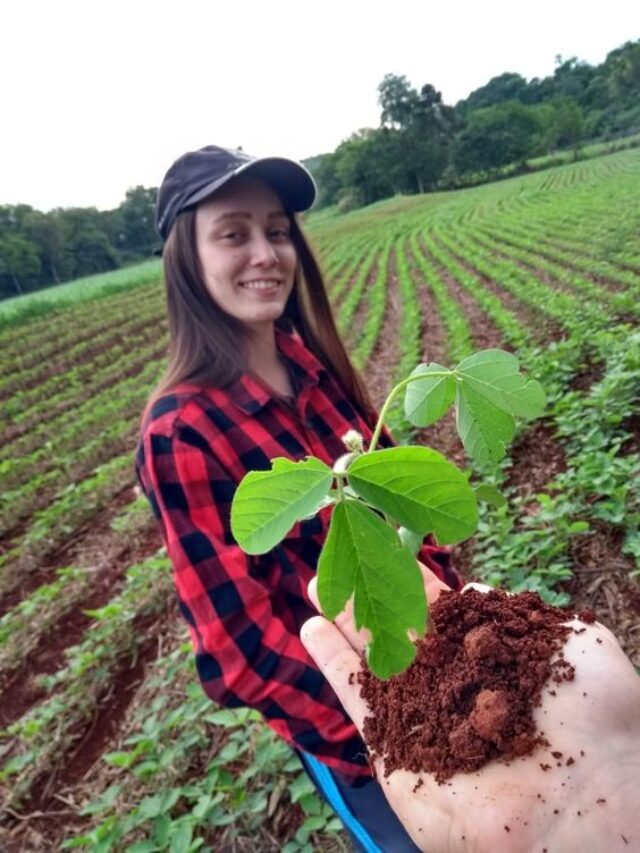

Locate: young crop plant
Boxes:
[231,350,545,679]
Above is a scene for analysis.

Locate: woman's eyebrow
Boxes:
[212,210,287,224]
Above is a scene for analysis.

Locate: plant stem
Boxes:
[369,369,453,453]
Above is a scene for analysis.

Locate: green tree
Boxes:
[606,40,640,99]
[335,129,396,207]
[0,233,41,296]
[378,73,420,129]
[308,152,342,208]
[57,208,118,279]
[378,77,456,193]
[118,185,158,257]
[460,72,529,112]
[549,97,585,156]
[455,101,544,174]
[22,210,64,284]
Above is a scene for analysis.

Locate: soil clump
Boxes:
[359,588,592,783]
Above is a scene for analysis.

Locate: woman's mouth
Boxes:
[239,279,281,291]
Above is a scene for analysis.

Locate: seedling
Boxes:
[231,350,545,679]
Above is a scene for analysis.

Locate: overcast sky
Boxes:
[1,0,638,212]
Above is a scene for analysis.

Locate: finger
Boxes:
[308,561,453,654]
[416,560,450,604]
[307,576,371,653]
[300,615,369,732]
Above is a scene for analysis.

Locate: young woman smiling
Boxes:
[136,145,461,852]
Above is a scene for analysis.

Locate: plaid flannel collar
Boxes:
[224,328,326,416]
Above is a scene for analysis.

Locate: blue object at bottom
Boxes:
[299,751,383,853]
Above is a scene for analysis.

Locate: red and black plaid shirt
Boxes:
[136,329,460,779]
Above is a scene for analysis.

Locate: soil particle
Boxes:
[359,588,592,782]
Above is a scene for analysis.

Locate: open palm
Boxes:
[301,571,640,853]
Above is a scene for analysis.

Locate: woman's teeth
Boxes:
[241,280,279,290]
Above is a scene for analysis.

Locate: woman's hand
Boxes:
[301,566,640,852]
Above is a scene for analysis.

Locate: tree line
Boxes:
[307,39,640,209]
[0,187,157,299]
[1,39,638,298]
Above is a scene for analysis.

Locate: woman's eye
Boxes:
[270,228,290,240]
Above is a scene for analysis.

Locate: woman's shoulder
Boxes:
[140,384,225,441]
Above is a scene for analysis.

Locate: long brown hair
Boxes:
[148,203,375,423]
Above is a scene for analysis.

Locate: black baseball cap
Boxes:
[155,144,317,240]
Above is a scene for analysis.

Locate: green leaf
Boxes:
[456,350,546,419]
[455,381,515,463]
[398,526,424,555]
[568,521,589,533]
[347,447,478,544]
[317,501,426,679]
[474,484,507,507]
[231,457,333,554]
[404,363,456,426]
[300,815,328,832]
[103,750,134,768]
[169,822,193,853]
[453,350,545,464]
[79,784,122,816]
[289,773,315,804]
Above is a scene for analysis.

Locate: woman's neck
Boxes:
[246,324,293,398]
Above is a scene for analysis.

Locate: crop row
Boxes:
[0,280,164,378]
[4,330,167,439]
[0,553,173,810]
[0,452,135,596]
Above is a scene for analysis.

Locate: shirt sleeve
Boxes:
[137,423,371,778]
[419,537,462,591]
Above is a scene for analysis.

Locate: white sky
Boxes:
[1,0,638,212]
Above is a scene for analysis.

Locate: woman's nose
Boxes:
[250,234,278,267]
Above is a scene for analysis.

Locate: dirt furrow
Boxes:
[430,233,564,343]
[345,260,380,352]
[407,250,466,467]
[566,522,640,667]
[417,238,507,352]
[0,518,162,733]
[365,248,399,410]
[0,479,143,618]
[484,229,630,294]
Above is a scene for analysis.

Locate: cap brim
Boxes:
[185,156,317,213]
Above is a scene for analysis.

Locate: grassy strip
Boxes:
[0,261,162,331]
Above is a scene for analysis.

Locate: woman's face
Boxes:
[194,176,297,331]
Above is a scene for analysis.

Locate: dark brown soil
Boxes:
[0,482,142,618]
[505,421,567,499]
[359,589,591,782]
[0,495,162,732]
[417,238,508,352]
[569,356,605,393]
[620,413,640,456]
[566,521,640,667]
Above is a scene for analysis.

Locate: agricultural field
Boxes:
[1,147,639,851]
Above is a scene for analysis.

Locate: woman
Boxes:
[136,144,461,852]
